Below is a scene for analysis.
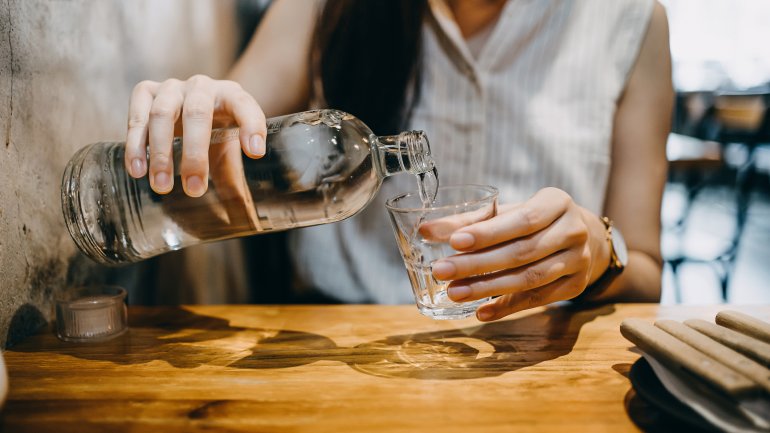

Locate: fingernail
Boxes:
[447,285,471,301]
[432,260,456,280]
[131,158,145,177]
[249,135,265,156]
[450,232,475,249]
[153,171,171,192]
[477,309,494,321]
[185,175,205,197]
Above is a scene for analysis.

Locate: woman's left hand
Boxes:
[431,187,611,321]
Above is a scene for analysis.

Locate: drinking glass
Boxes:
[386,185,498,319]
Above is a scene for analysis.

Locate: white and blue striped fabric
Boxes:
[290,0,655,304]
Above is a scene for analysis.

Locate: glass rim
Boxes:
[385,184,498,213]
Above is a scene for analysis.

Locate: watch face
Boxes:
[612,226,629,267]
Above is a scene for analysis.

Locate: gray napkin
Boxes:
[643,352,769,433]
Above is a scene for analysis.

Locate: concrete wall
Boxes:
[0,0,242,347]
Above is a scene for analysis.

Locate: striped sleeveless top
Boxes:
[289,0,655,304]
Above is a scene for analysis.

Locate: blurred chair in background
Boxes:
[660,0,770,304]
[664,88,770,302]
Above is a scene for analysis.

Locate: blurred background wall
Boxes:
[0,0,257,347]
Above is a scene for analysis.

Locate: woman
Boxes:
[124,0,673,320]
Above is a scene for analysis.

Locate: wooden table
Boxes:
[2,303,767,433]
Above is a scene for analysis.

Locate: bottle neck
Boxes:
[373,131,434,178]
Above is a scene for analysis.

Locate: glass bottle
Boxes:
[62,109,436,265]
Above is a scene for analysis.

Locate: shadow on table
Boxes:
[9,307,341,369]
[346,303,615,380]
[10,304,613,380]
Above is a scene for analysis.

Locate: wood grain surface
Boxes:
[2,304,769,433]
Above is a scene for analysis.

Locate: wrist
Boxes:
[575,214,628,303]
[583,208,612,285]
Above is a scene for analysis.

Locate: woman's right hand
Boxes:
[125,75,267,197]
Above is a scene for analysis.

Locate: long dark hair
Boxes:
[313,1,428,135]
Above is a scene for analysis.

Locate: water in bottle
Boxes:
[62,109,437,265]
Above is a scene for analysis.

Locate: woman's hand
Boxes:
[431,187,612,321]
[125,75,267,197]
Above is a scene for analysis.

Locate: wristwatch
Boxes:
[574,216,628,302]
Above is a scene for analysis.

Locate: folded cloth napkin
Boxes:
[643,352,769,433]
